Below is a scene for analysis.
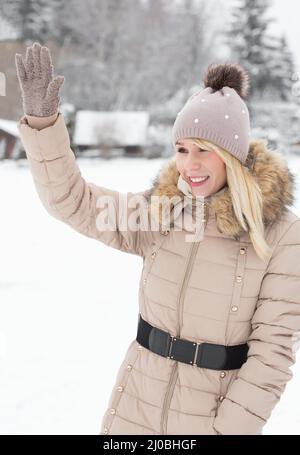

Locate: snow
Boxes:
[0,155,300,435]
[73,111,150,147]
[0,119,19,138]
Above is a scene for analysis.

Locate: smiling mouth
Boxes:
[187,176,210,186]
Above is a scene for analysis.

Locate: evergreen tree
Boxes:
[266,35,297,101]
[226,0,294,100]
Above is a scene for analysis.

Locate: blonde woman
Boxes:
[15,42,300,435]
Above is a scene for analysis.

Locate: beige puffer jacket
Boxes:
[18,112,300,435]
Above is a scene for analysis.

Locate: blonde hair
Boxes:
[189,137,272,261]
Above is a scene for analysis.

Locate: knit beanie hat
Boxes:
[172,63,251,165]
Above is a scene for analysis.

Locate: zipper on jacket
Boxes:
[160,202,208,434]
[160,362,178,434]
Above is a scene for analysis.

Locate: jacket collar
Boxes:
[145,139,295,238]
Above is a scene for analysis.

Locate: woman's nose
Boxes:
[185,154,202,171]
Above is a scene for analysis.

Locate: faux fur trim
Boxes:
[145,139,295,238]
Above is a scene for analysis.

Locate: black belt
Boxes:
[136,314,249,370]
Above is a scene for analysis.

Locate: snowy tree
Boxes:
[51,0,144,110]
[135,0,220,108]
[1,0,221,115]
[265,35,297,102]
[0,0,62,43]
[50,0,219,112]
[225,0,293,100]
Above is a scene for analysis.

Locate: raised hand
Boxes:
[15,42,65,117]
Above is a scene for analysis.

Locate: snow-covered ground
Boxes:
[0,154,300,435]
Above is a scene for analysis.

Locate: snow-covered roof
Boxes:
[0,119,19,137]
[73,110,149,146]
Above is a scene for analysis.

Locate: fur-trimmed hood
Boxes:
[145,139,296,238]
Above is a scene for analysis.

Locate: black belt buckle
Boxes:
[167,336,199,365]
[148,326,199,364]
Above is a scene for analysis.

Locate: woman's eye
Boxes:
[177,148,208,153]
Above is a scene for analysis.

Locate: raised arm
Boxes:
[15,42,153,257]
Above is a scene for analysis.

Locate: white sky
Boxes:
[267,0,300,73]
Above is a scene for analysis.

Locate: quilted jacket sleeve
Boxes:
[213,219,300,435]
[17,112,153,257]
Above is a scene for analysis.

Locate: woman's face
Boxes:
[175,139,227,197]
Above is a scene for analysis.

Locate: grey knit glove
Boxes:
[15,41,65,117]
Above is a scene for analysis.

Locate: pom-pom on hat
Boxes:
[172,63,251,165]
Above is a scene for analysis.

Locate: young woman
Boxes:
[15,42,300,435]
